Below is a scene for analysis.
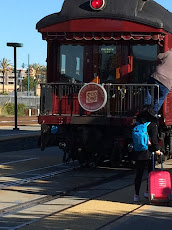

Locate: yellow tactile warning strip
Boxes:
[17,180,151,230]
[48,200,140,230]
[22,184,149,230]
[6,163,172,229]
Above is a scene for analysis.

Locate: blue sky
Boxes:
[0,0,171,68]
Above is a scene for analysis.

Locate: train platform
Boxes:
[0,116,40,141]
[17,158,172,230]
[0,125,41,141]
[0,145,172,229]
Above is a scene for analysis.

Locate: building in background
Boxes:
[0,68,27,93]
[0,64,46,95]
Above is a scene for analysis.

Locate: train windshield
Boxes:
[60,45,84,82]
[132,44,158,83]
[59,43,158,84]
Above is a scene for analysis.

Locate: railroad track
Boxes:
[0,154,138,229]
[1,148,171,229]
[0,163,80,215]
[0,164,79,190]
[0,116,38,126]
[0,166,145,230]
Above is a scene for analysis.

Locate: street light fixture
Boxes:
[7,42,23,131]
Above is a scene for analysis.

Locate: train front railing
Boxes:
[40,83,159,117]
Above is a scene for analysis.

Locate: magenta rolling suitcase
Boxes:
[149,153,172,203]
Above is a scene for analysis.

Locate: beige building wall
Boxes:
[0,84,19,92]
[0,68,27,93]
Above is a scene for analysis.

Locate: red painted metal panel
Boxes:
[163,90,172,126]
[38,115,133,126]
[38,115,71,125]
[39,19,164,33]
[168,34,172,49]
[52,95,80,115]
[162,34,172,126]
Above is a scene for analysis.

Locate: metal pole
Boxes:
[28,54,30,96]
[7,42,23,131]
[14,47,19,130]
[41,68,43,83]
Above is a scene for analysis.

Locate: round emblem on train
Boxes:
[78,83,107,112]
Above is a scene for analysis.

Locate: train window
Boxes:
[99,45,117,82]
[132,45,158,83]
[60,45,84,82]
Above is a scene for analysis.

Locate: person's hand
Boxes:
[155,150,161,155]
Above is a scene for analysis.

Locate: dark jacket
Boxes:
[132,122,159,161]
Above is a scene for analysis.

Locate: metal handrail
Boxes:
[39,83,159,117]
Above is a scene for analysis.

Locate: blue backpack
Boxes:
[132,122,150,151]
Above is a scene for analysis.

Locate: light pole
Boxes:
[27,54,30,96]
[7,42,23,131]
[22,54,30,96]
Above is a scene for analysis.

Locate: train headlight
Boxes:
[90,0,106,10]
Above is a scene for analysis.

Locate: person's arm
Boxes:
[157,51,169,61]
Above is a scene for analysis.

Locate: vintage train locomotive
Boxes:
[36,0,172,166]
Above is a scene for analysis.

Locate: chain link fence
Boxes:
[0,95,40,109]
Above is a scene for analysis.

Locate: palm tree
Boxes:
[39,65,47,83]
[0,58,12,93]
[32,63,47,82]
[32,63,41,78]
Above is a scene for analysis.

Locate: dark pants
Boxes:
[144,77,170,115]
[135,159,152,195]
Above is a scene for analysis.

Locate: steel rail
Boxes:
[0,165,79,190]
[4,169,139,230]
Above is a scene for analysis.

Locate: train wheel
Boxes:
[110,141,123,167]
[93,152,106,168]
[76,149,90,167]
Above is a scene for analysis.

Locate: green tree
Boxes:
[23,75,37,91]
[40,65,47,83]
[0,58,12,93]
[32,63,47,83]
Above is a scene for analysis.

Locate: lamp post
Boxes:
[22,54,30,96]
[27,54,30,96]
[7,42,23,131]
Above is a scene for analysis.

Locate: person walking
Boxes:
[144,49,172,115]
[132,105,161,202]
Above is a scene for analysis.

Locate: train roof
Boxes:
[36,0,172,34]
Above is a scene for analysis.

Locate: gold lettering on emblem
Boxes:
[86,90,98,103]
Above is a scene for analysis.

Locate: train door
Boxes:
[99,44,118,82]
[82,42,159,84]
[83,43,123,83]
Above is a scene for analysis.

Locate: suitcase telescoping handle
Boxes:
[152,152,163,171]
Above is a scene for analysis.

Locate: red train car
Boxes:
[36,0,172,166]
